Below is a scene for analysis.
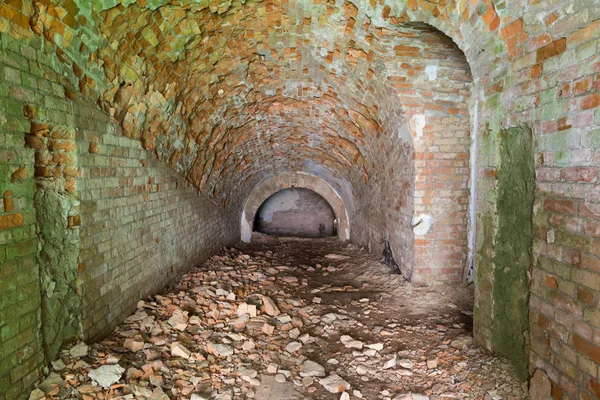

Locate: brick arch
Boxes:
[373,19,474,283]
[241,172,350,243]
[396,0,508,72]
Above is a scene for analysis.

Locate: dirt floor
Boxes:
[30,235,528,400]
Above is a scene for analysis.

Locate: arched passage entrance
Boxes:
[241,172,350,243]
[254,188,336,238]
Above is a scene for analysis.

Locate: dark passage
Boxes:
[254,188,336,238]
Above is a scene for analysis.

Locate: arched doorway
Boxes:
[254,188,336,238]
[241,172,351,243]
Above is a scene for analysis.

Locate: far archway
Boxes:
[241,172,350,243]
[254,188,336,238]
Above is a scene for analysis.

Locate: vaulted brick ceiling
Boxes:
[32,0,470,206]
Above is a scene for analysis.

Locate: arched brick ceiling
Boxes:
[29,0,471,207]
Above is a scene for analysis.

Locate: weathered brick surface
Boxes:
[0,32,44,400]
[77,126,238,342]
[0,0,599,398]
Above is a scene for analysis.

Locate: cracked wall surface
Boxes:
[0,0,600,398]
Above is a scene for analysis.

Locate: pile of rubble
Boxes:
[30,237,528,400]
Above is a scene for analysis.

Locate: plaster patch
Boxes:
[546,229,555,244]
[397,123,411,142]
[425,65,438,81]
[410,115,426,139]
[258,189,301,222]
[412,214,433,236]
[241,210,252,243]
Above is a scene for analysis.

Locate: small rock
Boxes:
[285,341,302,353]
[267,363,279,374]
[124,338,144,352]
[262,323,275,335]
[450,336,473,349]
[340,392,350,400]
[412,394,429,400]
[301,360,326,377]
[171,342,191,359]
[28,389,45,400]
[321,313,337,324]
[207,342,234,357]
[365,343,383,351]
[88,365,125,389]
[340,335,363,349]
[320,374,351,393]
[231,313,250,330]
[261,296,280,316]
[51,359,66,371]
[427,357,438,369]
[150,387,170,400]
[529,369,551,400]
[383,356,396,369]
[70,343,89,358]
[238,303,257,317]
[38,373,66,393]
[324,254,349,260]
[356,365,368,375]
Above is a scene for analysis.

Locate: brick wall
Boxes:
[1,0,600,398]
[0,30,63,400]
[0,9,239,400]
[382,24,472,283]
[77,125,238,341]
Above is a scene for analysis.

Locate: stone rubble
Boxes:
[29,237,527,400]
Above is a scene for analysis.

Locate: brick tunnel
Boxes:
[1,0,600,399]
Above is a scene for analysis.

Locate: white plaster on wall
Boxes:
[425,65,438,81]
[258,189,301,222]
[241,210,252,243]
[412,214,433,236]
[397,123,411,142]
[410,115,426,139]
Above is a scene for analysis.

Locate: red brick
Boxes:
[562,167,597,182]
[0,213,23,230]
[536,38,567,63]
[573,334,600,364]
[582,93,600,110]
[545,198,577,215]
[544,275,559,289]
[585,221,600,238]
[501,18,523,39]
[577,286,596,306]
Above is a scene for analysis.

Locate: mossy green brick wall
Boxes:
[77,122,240,342]
[0,27,239,400]
[492,127,534,380]
[0,33,54,400]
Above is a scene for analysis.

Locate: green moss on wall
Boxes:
[36,189,82,361]
[492,126,534,380]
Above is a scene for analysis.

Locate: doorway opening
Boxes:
[253,188,337,238]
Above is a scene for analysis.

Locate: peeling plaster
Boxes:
[425,65,438,81]
[410,114,426,139]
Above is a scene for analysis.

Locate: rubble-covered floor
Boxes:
[30,236,528,400]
